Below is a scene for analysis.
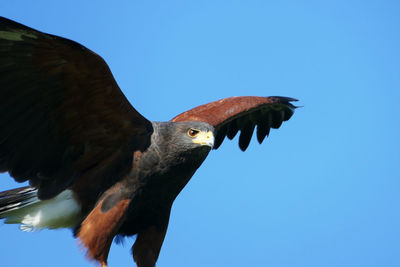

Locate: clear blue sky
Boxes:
[1,1,399,267]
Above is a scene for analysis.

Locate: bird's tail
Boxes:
[0,186,39,216]
[0,186,82,231]
[0,186,40,230]
[0,186,40,231]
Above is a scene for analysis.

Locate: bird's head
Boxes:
[152,121,215,163]
[182,122,215,148]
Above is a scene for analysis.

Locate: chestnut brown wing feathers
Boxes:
[0,17,152,199]
[171,96,297,151]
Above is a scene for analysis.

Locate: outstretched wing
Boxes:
[171,96,297,151]
[0,17,153,199]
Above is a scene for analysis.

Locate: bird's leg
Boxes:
[132,225,168,267]
[101,261,108,267]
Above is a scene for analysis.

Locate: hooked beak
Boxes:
[192,130,214,148]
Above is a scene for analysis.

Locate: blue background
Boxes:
[1,1,399,267]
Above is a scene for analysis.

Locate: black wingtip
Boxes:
[269,96,300,109]
[269,96,298,102]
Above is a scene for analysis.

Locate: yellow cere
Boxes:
[192,131,214,146]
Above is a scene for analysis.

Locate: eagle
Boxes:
[0,17,298,267]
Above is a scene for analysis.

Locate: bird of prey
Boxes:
[0,17,298,267]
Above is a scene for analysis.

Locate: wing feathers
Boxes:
[256,121,271,144]
[0,16,153,199]
[213,124,227,149]
[171,96,297,151]
[226,119,239,140]
[238,118,255,151]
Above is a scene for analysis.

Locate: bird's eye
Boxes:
[187,128,200,138]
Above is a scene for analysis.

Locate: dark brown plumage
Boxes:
[0,16,298,267]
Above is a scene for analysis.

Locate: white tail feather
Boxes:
[2,190,82,231]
